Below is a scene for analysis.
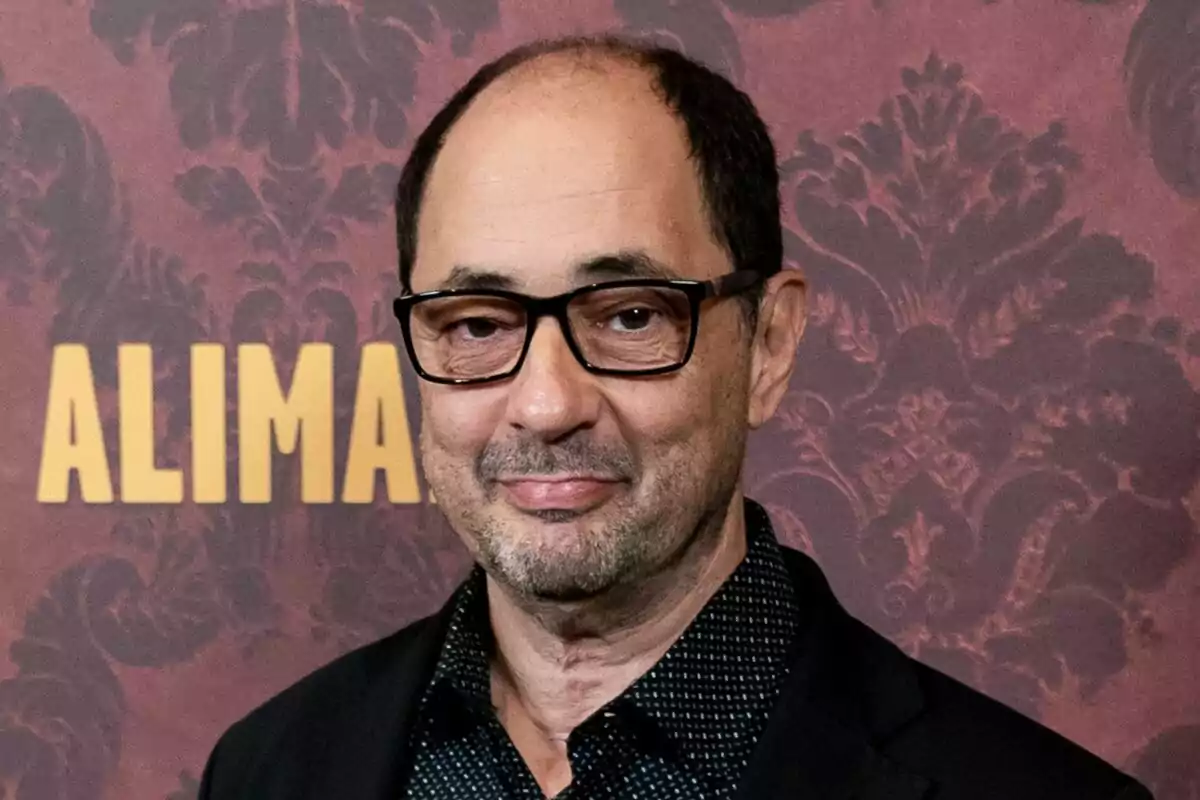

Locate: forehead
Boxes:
[412,57,728,293]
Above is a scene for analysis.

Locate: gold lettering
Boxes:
[36,345,114,503]
[191,344,226,503]
[118,344,183,502]
[343,344,421,503]
[237,344,334,503]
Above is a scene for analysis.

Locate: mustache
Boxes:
[476,437,637,482]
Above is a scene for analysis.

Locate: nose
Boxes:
[504,316,601,440]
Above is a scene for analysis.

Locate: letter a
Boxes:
[37,345,114,503]
[343,344,421,503]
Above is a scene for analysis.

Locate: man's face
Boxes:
[411,59,756,602]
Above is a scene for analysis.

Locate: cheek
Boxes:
[419,390,501,464]
[678,347,752,455]
[615,375,731,463]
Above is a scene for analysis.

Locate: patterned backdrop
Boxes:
[0,0,1197,797]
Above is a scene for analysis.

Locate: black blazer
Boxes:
[198,547,1153,799]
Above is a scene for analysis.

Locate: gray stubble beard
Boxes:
[470,440,743,604]
[468,485,674,603]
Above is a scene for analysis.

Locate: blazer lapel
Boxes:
[734,552,933,800]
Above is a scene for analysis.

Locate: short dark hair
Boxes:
[394,35,782,329]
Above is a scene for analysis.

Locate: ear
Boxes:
[747,269,808,430]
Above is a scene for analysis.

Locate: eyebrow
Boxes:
[437,266,519,291]
[435,250,684,292]
[577,251,683,282]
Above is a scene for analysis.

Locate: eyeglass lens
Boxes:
[408,285,694,380]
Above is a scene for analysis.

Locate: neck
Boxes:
[486,492,748,741]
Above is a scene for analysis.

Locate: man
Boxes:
[198,36,1153,800]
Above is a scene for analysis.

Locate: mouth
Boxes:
[497,476,623,512]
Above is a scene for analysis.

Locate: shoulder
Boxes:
[198,609,446,798]
[232,613,436,732]
[777,546,1152,799]
[898,650,1148,797]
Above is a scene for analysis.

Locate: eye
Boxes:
[608,306,660,332]
[455,318,502,339]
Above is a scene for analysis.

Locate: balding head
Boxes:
[395,35,784,328]
[416,51,720,301]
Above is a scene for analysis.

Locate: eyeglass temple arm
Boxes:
[706,269,763,298]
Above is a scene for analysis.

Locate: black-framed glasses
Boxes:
[392,271,762,385]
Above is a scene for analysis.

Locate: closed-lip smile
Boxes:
[497,475,623,511]
[498,475,620,484]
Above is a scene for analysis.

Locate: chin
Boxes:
[523,507,590,524]
[485,543,629,602]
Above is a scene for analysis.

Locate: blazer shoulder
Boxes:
[200,609,445,795]
[865,620,1150,799]
[776,546,1151,799]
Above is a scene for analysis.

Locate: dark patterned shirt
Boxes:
[402,499,800,799]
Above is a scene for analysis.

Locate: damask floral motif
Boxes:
[752,54,1199,716]
[0,512,226,800]
[173,144,452,654]
[306,502,466,651]
[175,155,398,373]
[86,0,499,163]
[176,158,399,261]
[0,67,42,306]
[0,68,231,799]
[1125,0,1200,199]
[177,154,386,404]
[176,156,402,520]
[0,60,214,469]
[198,505,288,658]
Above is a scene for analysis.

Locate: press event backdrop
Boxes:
[1,0,1198,796]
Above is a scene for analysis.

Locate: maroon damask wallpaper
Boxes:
[0,0,1197,798]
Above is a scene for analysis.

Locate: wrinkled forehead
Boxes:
[411,62,727,295]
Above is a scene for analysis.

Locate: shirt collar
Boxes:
[616,498,801,781]
[425,498,801,783]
